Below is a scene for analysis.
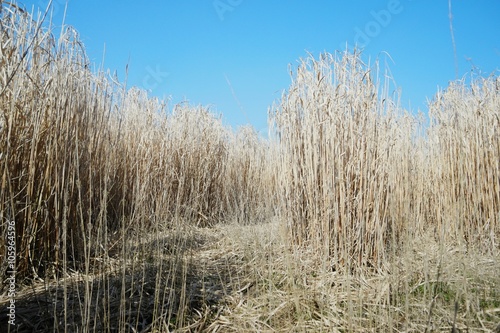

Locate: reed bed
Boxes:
[427,76,500,248]
[271,51,499,268]
[0,2,272,331]
[1,1,499,332]
[271,50,420,269]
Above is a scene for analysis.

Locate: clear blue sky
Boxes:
[20,0,500,134]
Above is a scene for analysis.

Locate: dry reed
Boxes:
[0,2,273,331]
[0,1,499,331]
[271,50,419,269]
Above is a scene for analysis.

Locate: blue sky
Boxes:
[20,0,500,134]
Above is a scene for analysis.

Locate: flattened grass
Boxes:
[1,1,499,332]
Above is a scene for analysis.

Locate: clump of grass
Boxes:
[0,2,273,331]
[270,50,499,269]
[427,74,500,248]
[0,0,274,282]
[0,2,125,278]
[224,125,277,224]
[271,50,419,270]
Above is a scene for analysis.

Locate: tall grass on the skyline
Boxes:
[0,4,273,330]
[271,51,421,269]
[427,76,500,248]
[271,52,499,269]
[1,1,499,331]
[0,3,273,281]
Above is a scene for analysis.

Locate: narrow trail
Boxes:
[0,224,253,332]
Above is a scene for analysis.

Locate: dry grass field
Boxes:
[1,2,499,332]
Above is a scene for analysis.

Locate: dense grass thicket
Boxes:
[0,4,274,280]
[272,51,418,268]
[272,51,500,268]
[1,3,499,332]
[427,78,500,248]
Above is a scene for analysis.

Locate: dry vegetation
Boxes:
[1,2,499,332]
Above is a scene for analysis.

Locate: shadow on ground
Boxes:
[0,227,241,332]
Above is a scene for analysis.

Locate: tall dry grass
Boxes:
[271,51,499,271]
[0,3,124,278]
[0,1,499,331]
[427,75,500,248]
[271,51,421,269]
[0,2,273,331]
[217,52,499,331]
[0,1,273,280]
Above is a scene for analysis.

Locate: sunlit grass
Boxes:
[0,2,499,332]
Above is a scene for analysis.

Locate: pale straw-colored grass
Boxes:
[271,50,419,269]
[0,3,272,331]
[0,1,499,332]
